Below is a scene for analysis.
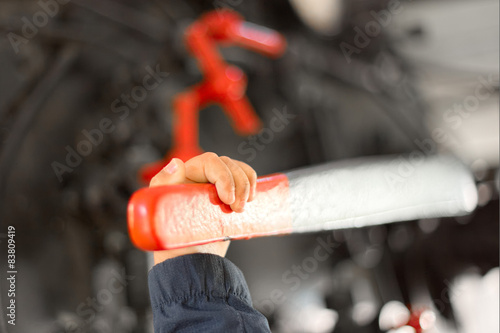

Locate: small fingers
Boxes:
[185,152,236,205]
[220,156,250,212]
[233,160,258,201]
[183,153,258,212]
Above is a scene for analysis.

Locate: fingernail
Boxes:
[165,160,178,174]
[238,201,245,211]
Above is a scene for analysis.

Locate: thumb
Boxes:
[149,158,186,187]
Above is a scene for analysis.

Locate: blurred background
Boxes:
[0,0,498,332]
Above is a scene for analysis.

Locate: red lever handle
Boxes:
[128,173,293,251]
[129,155,477,251]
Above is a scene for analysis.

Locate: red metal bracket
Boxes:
[139,9,287,183]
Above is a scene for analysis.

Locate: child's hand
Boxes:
[149,152,257,264]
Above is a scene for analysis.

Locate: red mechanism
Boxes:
[139,9,287,183]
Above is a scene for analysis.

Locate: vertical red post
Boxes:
[139,9,286,183]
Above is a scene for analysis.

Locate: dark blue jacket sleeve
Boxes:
[148,253,271,333]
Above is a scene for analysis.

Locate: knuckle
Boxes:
[203,152,219,160]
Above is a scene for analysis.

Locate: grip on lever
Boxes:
[128,173,293,251]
